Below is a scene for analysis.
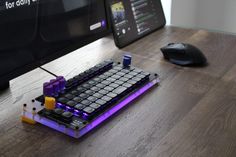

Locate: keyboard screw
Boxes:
[32,107,37,120]
[22,104,27,116]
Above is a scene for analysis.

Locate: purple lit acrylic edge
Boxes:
[27,78,159,138]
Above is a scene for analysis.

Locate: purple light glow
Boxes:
[101,20,106,27]
[66,106,71,110]
[79,81,156,137]
[29,79,158,138]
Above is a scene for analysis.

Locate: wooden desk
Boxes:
[1,26,236,157]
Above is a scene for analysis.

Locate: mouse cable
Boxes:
[39,66,58,78]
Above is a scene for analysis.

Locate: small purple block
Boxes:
[123,55,132,67]
[53,82,60,94]
[57,76,66,90]
[44,84,53,96]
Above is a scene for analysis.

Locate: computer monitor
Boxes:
[0,0,110,89]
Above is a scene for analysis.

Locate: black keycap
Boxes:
[93,93,103,99]
[101,96,112,102]
[113,86,127,95]
[85,90,95,95]
[77,87,86,93]
[84,69,94,76]
[91,86,101,92]
[111,75,121,79]
[99,74,108,80]
[106,78,116,82]
[96,83,106,88]
[123,83,132,88]
[101,80,111,86]
[140,72,151,77]
[119,77,129,82]
[109,83,119,88]
[133,68,143,73]
[107,92,118,98]
[128,66,135,70]
[64,94,74,100]
[88,80,97,85]
[121,69,131,73]
[66,101,77,107]
[83,107,95,114]
[79,93,89,99]
[114,80,124,85]
[74,104,85,110]
[62,111,73,119]
[57,97,69,104]
[117,72,126,76]
[108,69,118,74]
[113,66,122,71]
[129,71,138,76]
[103,72,113,77]
[90,103,101,110]
[73,97,82,103]
[104,86,114,92]
[96,99,107,106]
[71,90,80,95]
[136,74,146,79]
[98,89,109,95]
[93,77,102,82]
[53,108,64,115]
[73,74,84,82]
[87,96,98,102]
[127,80,137,85]
[81,100,92,106]
[124,74,133,79]
[132,77,142,82]
[82,83,92,89]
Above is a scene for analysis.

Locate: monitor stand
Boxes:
[0,82,10,91]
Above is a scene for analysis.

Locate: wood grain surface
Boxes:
[0,26,236,157]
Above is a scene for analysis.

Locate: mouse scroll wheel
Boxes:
[168,43,175,46]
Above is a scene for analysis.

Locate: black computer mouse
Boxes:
[160,43,207,66]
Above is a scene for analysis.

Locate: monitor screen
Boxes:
[0,0,110,83]
[108,0,165,48]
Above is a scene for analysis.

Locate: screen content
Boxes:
[109,0,165,47]
[0,0,108,80]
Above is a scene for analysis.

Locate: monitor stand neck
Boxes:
[0,82,10,91]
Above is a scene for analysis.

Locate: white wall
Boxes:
[171,0,236,33]
[161,0,172,25]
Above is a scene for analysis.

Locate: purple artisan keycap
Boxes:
[57,76,66,90]
[123,55,132,67]
[53,82,60,95]
[44,84,53,96]
[43,82,49,95]
[50,79,56,84]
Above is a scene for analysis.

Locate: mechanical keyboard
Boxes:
[21,58,159,138]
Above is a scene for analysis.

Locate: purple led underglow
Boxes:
[28,79,158,138]
[79,81,156,137]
